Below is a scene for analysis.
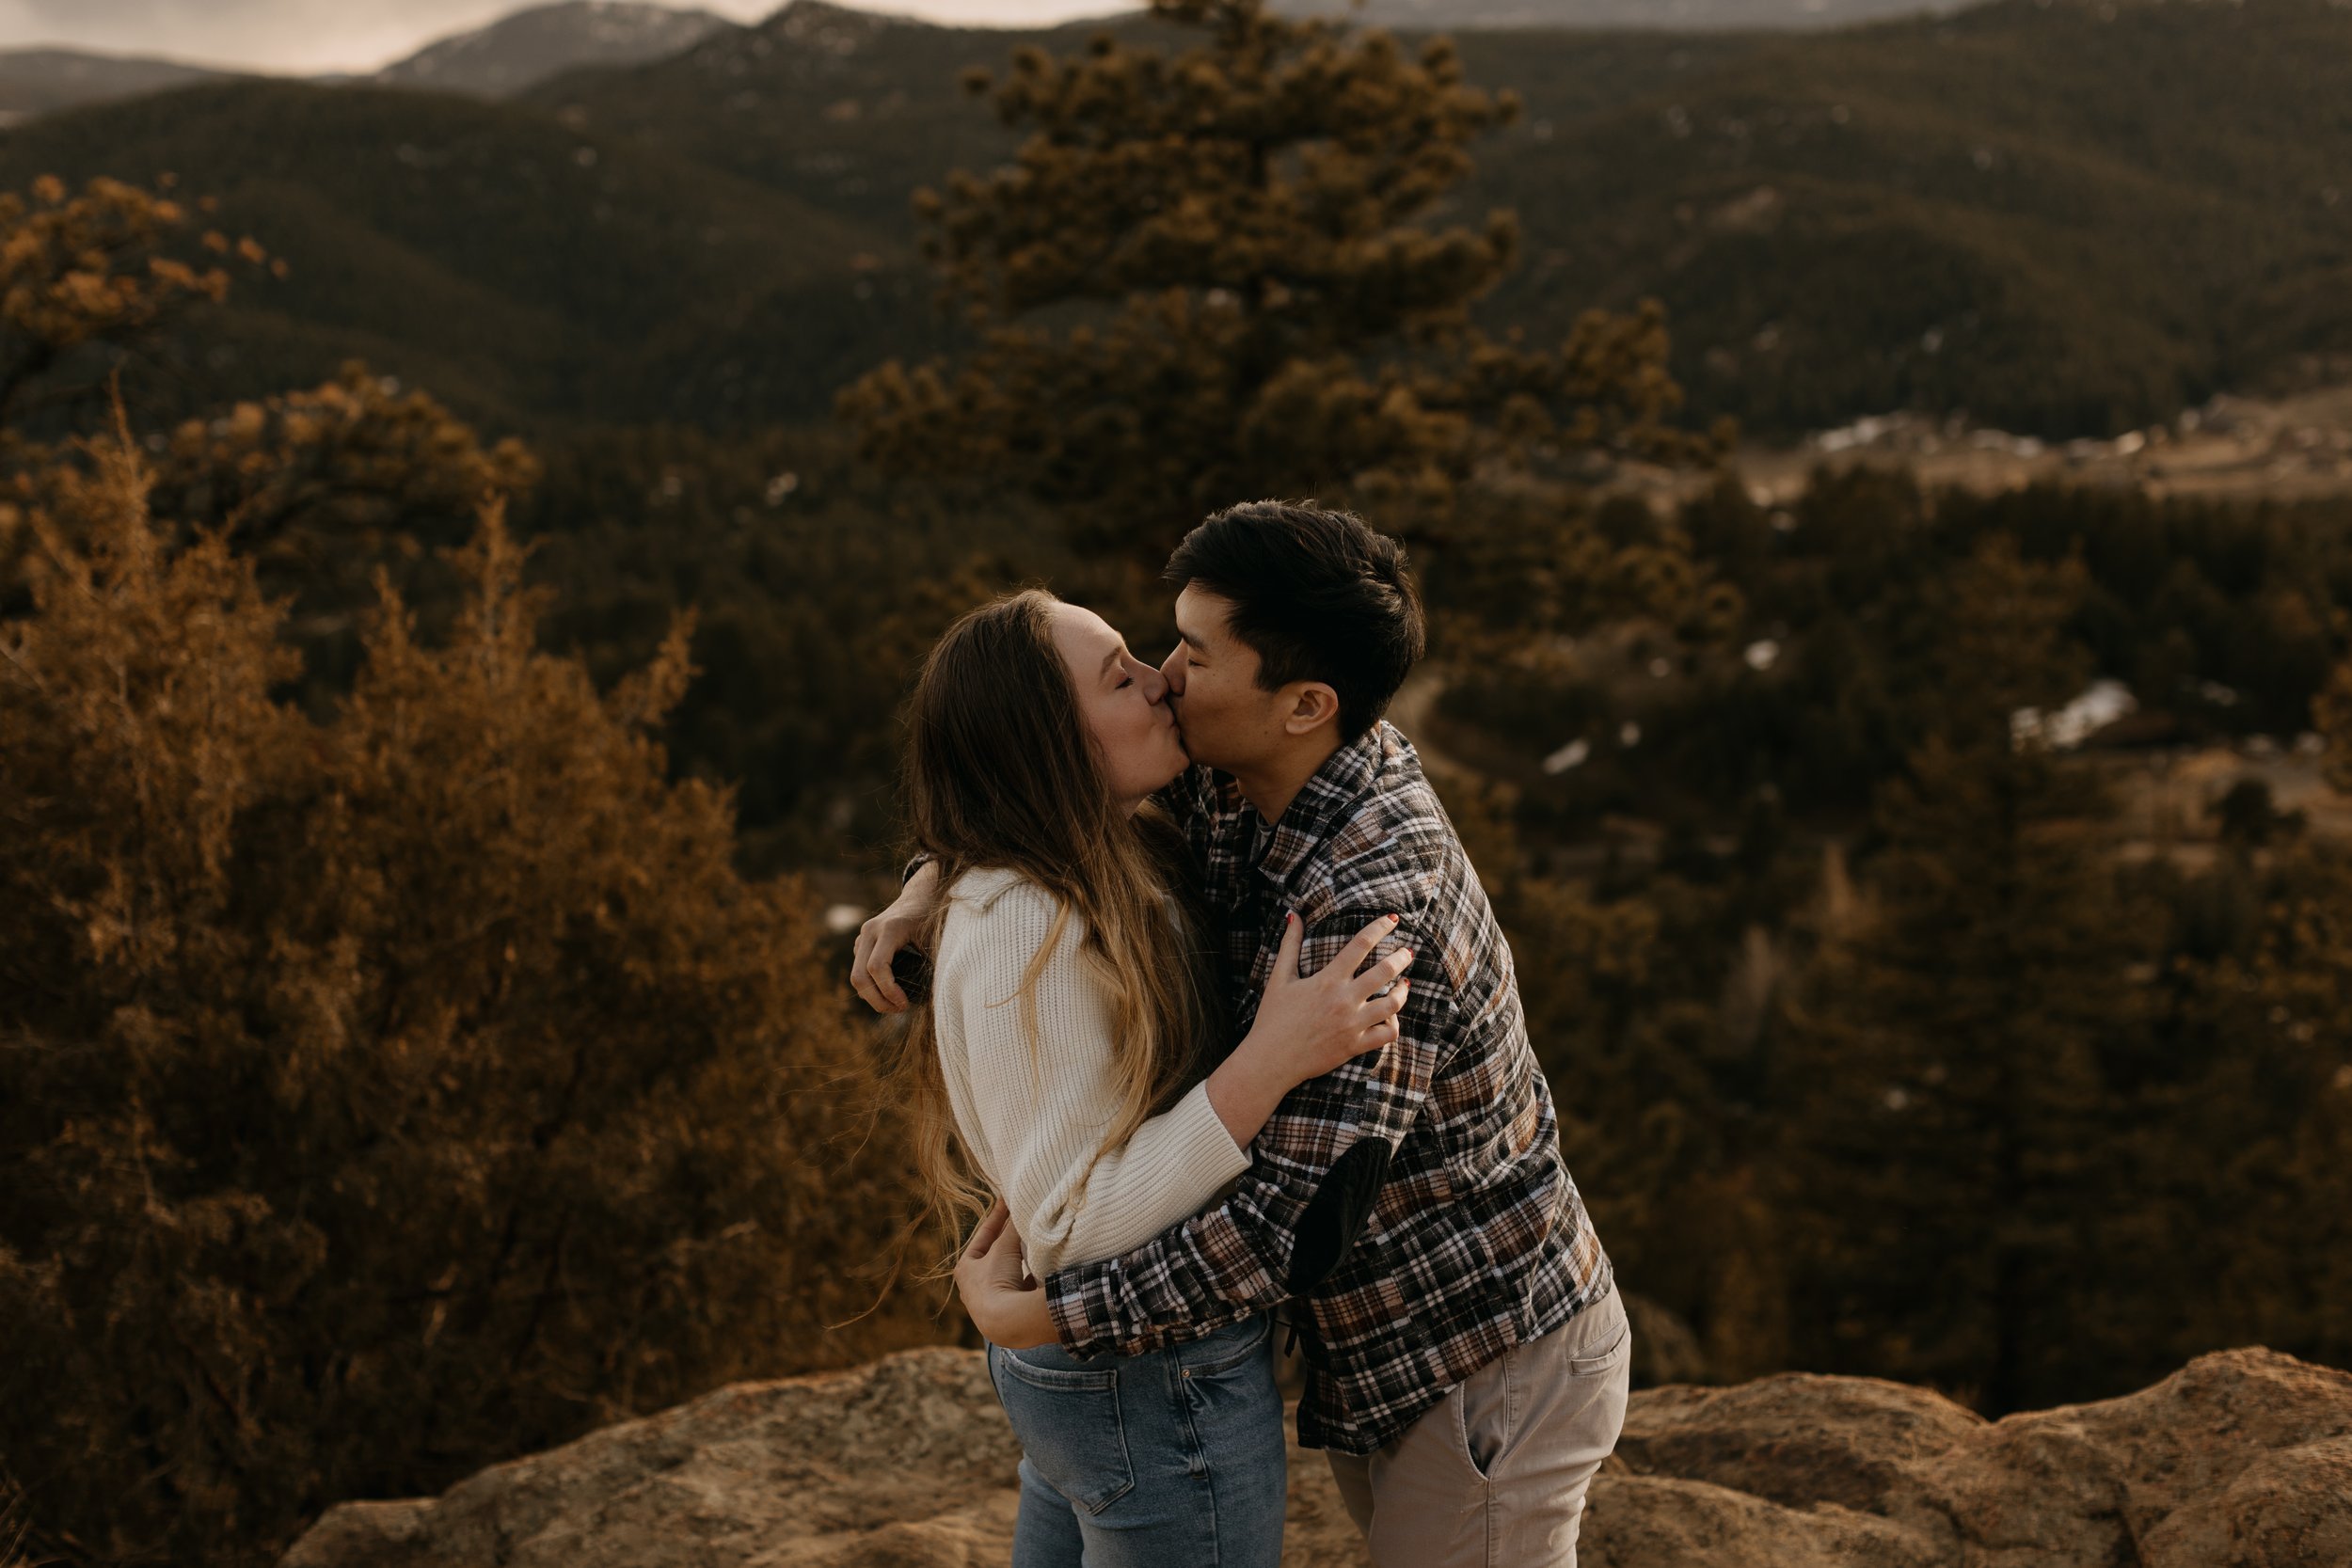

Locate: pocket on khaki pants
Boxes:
[1565,1290,1632,1377]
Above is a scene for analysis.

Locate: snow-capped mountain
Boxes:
[374,2,739,99]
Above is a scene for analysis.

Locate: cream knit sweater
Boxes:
[933,865,1249,1278]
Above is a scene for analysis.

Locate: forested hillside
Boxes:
[0,76,933,432]
[2,0,2347,435]
[533,0,2352,435]
[1465,0,2352,433]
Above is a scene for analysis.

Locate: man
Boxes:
[853,501,1629,1566]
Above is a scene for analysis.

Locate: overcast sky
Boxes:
[0,0,1129,74]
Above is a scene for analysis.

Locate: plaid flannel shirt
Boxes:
[1045,721,1613,1455]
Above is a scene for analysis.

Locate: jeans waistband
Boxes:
[996,1309,1270,1376]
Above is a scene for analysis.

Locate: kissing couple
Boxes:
[852,501,1630,1567]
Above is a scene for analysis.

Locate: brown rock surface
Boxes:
[281,1346,2352,1568]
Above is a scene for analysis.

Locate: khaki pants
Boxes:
[1325,1286,1632,1568]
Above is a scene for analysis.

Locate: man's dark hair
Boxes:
[1165,500,1426,741]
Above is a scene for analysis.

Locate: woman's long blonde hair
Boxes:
[875,590,1222,1273]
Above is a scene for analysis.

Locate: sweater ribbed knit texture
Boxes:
[933,866,1249,1279]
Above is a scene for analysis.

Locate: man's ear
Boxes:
[1282,682,1341,737]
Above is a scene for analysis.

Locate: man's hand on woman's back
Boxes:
[850,860,942,1013]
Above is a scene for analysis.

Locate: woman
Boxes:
[875,589,1412,1568]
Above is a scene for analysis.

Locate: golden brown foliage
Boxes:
[144,362,540,559]
[0,434,933,1567]
[0,175,502,701]
[5,364,543,696]
[0,175,271,427]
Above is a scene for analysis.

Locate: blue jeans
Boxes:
[987,1311,1287,1568]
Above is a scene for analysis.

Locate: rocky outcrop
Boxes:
[281,1346,2352,1568]
[1594,1349,2352,1567]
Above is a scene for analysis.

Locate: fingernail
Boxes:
[1287,911,1297,926]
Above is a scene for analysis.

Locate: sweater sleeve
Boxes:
[949,881,1250,1279]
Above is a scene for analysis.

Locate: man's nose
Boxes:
[1159,645,1185,696]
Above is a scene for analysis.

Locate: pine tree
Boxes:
[0,174,274,432]
[0,181,534,705]
[838,0,1720,620]
[1774,534,2152,1410]
[0,431,932,1568]
[2145,656,2352,1374]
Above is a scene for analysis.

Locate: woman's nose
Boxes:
[1158,646,1184,696]
[1142,660,1171,702]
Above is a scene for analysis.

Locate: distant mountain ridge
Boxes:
[0,0,1972,129]
[1277,0,1963,26]
[373,1,739,99]
[0,3,736,124]
[0,48,230,123]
